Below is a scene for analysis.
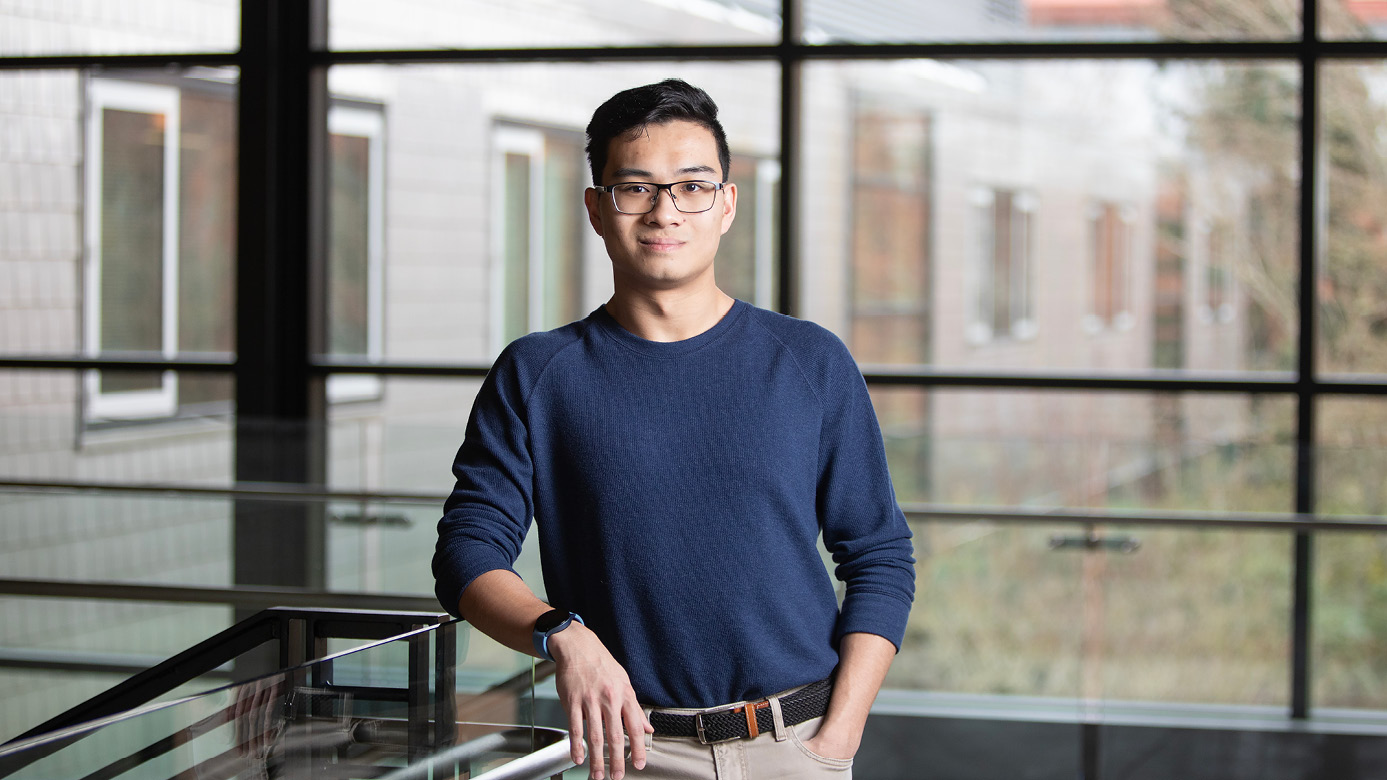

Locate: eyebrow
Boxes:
[610,164,717,181]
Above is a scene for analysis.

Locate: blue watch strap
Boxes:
[534,611,584,662]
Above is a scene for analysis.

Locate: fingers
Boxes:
[602,697,625,779]
[624,702,650,772]
[587,702,608,779]
[566,700,586,768]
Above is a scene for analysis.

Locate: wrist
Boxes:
[532,609,584,661]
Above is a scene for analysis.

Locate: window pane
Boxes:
[1321,0,1387,39]
[76,74,239,419]
[874,388,1295,513]
[1315,399,1387,709]
[0,370,235,481]
[328,377,479,492]
[1321,63,1387,377]
[0,1,239,56]
[99,107,166,359]
[331,133,373,356]
[177,89,237,360]
[329,0,780,50]
[804,0,1300,43]
[802,60,1300,373]
[322,62,779,363]
[892,520,1085,697]
[1096,525,1291,705]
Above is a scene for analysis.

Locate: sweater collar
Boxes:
[592,299,748,358]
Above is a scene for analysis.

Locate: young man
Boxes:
[433,79,915,779]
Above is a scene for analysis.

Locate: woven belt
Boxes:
[648,679,832,744]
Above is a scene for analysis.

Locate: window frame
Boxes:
[967,185,1036,345]
[1084,200,1136,334]
[83,79,182,421]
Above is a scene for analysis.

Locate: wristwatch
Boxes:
[532,609,584,662]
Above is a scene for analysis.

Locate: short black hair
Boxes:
[585,79,731,186]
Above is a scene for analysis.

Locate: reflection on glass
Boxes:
[69,73,239,421]
[1321,64,1387,377]
[804,60,1299,373]
[804,0,1300,42]
[329,0,780,50]
[0,603,233,744]
[0,622,559,779]
[874,388,1295,513]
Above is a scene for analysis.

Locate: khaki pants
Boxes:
[631,703,853,779]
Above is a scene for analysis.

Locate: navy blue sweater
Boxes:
[433,300,916,709]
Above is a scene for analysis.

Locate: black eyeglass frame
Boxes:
[594,180,727,215]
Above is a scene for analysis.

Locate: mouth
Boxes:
[639,237,684,251]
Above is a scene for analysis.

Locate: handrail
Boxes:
[4,607,449,746]
[379,727,573,780]
[0,577,439,611]
[3,478,1387,531]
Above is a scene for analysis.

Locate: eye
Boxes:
[618,183,652,194]
[679,182,709,194]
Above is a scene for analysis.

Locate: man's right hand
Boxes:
[548,623,652,780]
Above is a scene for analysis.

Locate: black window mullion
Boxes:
[232,0,331,644]
[1291,0,1321,721]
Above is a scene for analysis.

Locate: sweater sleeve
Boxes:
[815,338,917,650]
[432,347,536,618]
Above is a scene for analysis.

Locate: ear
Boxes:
[584,188,605,237]
[718,182,737,236]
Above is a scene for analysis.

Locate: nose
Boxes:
[644,186,683,224]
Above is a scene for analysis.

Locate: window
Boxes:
[1086,201,1134,333]
[849,107,932,364]
[84,80,184,420]
[491,125,587,350]
[969,186,1035,344]
[83,78,382,420]
[327,105,385,401]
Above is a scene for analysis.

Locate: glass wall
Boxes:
[2,0,1387,739]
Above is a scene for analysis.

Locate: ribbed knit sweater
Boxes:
[433,300,916,709]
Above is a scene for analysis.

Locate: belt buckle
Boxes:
[694,701,745,745]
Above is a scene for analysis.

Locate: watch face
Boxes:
[534,609,571,634]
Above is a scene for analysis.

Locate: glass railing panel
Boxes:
[0,620,563,779]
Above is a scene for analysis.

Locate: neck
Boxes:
[604,284,735,343]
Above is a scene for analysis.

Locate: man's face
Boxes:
[584,120,737,294]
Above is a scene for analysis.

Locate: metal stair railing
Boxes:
[0,607,458,778]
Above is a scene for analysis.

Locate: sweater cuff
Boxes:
[836,589,912,651]
[434,544,520,619]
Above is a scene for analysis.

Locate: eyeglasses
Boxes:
[594,180,725,215]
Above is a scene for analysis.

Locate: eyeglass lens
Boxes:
[610,181,718,214]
